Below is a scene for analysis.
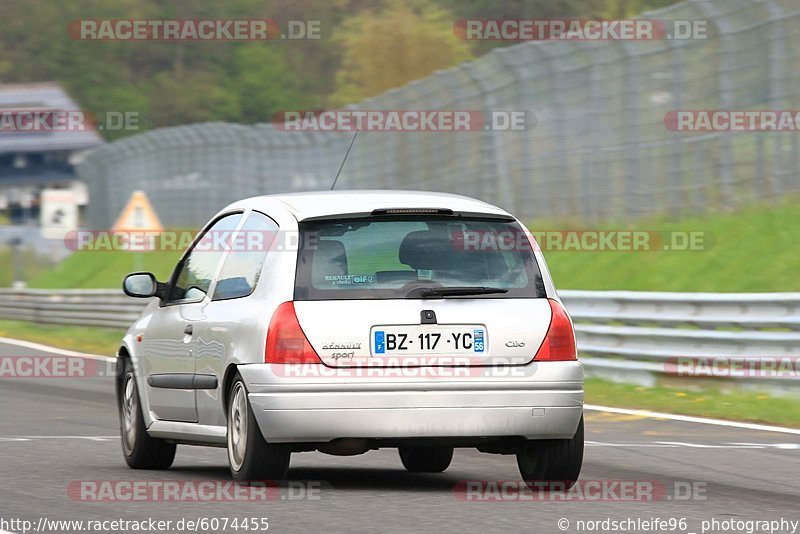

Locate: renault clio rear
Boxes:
[117,190,584,485]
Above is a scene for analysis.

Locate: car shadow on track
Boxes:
[167,465,465,492]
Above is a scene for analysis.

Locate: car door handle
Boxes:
[184,324,193,335]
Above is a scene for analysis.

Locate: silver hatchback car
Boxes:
[118,190,584,485]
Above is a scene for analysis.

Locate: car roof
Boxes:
[222,190,512,221]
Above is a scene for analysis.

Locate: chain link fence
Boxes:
[78,0,800,228]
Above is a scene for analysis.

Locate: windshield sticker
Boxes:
[323,274,376,286]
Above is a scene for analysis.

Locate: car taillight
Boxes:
[533,299,578,361]
[265,302,321,364]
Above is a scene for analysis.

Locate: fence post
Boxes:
[692,0,734,208]
[463,59,515,213]
[620,41,641,219]
[666,33,687,217]
[764,0,789,199]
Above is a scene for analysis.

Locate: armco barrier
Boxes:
[0,288,148,329]
[560,290,800,387]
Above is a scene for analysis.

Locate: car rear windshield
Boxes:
[294,215,546,300]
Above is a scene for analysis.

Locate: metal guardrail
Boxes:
[560,291,800,386]
[0,288,147,330]
[0,288,797,385]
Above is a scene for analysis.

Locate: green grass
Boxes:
[534,199,800,292]
[586,377,800,428]
[23,198,800,292]
[28,250,181,289]
[0,319,124,355]
[0,248,54,287]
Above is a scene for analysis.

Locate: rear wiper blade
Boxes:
[417,286,509,298]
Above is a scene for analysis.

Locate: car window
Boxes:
[212,211,279,301]
[294,216,546,300]
[167,213,242,304]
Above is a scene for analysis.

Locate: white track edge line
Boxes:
[586,404,800,435]
[0,336,113,362]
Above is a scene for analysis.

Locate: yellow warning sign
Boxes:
[112,190,163,232]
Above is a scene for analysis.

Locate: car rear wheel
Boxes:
[227,376,290,481]
[118,358,176,469]
[517,415,584,489]
[399,446,454,473]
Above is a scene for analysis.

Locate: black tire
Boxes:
[118,357,176,470]
[399,446,454,473]
[517,415,584,489]
[227,375,290,481]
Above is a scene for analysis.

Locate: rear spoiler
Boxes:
[300,209,515,222]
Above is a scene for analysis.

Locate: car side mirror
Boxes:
[123,272,159,298]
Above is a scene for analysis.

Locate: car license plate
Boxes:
[372,325,486,356]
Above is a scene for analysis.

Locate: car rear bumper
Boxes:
[237,361,584,443]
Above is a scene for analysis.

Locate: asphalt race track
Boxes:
[0,340,798,534]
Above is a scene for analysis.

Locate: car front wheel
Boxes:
[227,376,290,481]
[517,415,584,489]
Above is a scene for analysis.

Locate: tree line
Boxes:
[0,0,678,139]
